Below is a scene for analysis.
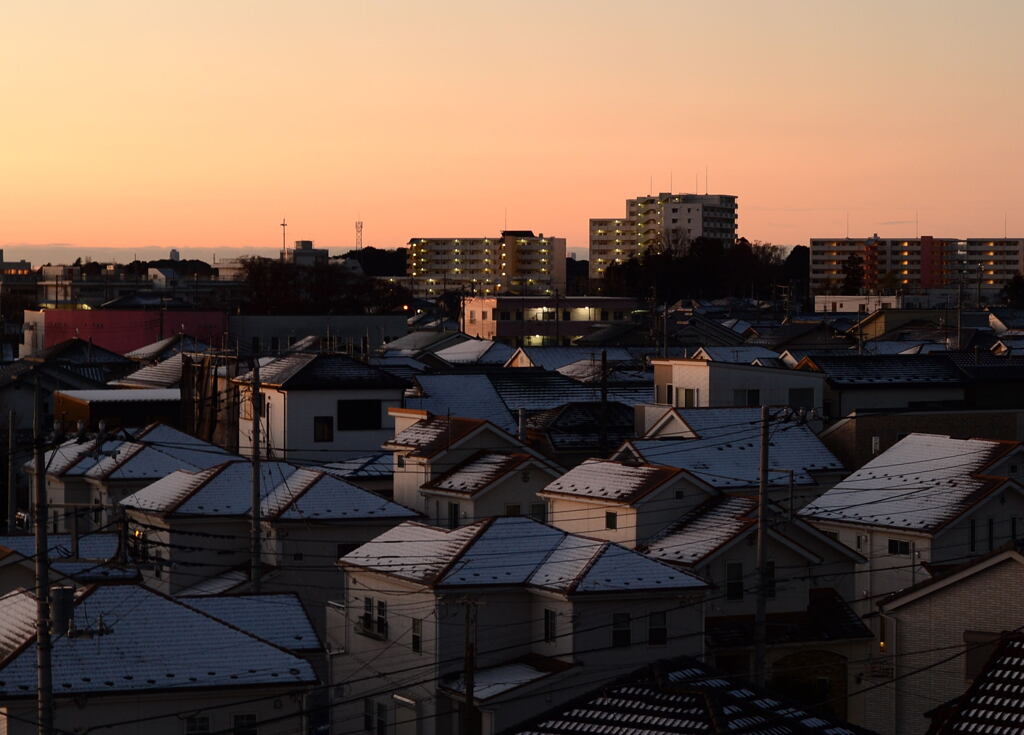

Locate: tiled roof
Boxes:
[236,353,409,390]
[692,345,781,363]
[318,452,393,479]
[423,451,533,496]
[513,656,869,734]
[434,339,515,365]
[540,459,684,504]
[510,347,635,371]
[109,353,185,388]
[179,594,321,651]
[441,657,568,701]
[384,414,489,457]
[799,433,1012,531]
[408,375,518,432]
[121,460,415,521]
[925,633,1024,734]
[644,496,757,566]
[0,585,316,696]
[628,410,842,488]
[56,388,180,403]
[124,335,212,363]
[342,517,706,593]
[801,354,964,385]
[526,402,635,451]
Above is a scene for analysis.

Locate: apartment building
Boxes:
[809,235,1024,294]
[589,193,738,280]
[406,230,566,297]
[461,295,641,346]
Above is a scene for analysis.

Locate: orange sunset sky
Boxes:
[2,0,1022,260]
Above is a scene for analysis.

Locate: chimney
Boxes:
[49,586,75,637]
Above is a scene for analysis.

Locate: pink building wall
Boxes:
[43,310,228,354]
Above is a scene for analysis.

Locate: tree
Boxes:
[840,254,864,295]
[1001,274,1024,308]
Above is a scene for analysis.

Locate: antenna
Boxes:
[280,218,288,255]
[355,220,364,249]
[704,165,708,194]
[1005,212,1008,239]
[695,171,698,195]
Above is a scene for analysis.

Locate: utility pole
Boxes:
[598,349,608,457]
[461,598,479,735]
[754,404,769,688]
[8,409,16,534]
[250,361,261,593]
[33,382,53,735]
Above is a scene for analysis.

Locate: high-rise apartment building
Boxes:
[589,193,738,280]
[406,230,566,297]
[809,235,1024,294]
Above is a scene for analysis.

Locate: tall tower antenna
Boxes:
[280,218,288,255]
[355,220,364,249]
[705,165,709,195]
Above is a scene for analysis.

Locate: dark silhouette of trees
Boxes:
[1000,274,1024,308]
[840,254,865,294]
[338,247,408,276]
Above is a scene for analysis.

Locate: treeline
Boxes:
[601,237,809,302]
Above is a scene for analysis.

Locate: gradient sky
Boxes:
[3,0,1022,262]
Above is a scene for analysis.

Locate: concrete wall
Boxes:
[228,315,408,354]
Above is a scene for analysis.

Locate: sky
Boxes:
[2,0,1023,263]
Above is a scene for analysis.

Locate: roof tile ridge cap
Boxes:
[264,467,324,520]
[165,462,233,515]
[431,517,496,586]
[423,448,493,489]
[53,438,100,478]
[153,586,323,661]
[628,464,686,504]
[0,585,87,670]
[94,440,148,480]
[566,539,610,594]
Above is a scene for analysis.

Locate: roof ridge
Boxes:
[431,518,496,585]
[263,468,325,520]
[566,539,610,594]
[164,462,233,516]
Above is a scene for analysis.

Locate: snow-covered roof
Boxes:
[121,460,416,521]
[179,594,320,651]
[318,452,393,479]
[423,452,533,496]
[691,346,780,363]
[407,375,518,433]
[175,569,248,597]
[442,659,565,701]
[109,353,184,388]
[539,459,687,504]
[644,496,757,566]
[799,433,1013,531]
[342,517,707,593]
[384,414,492,457]
[434,339,515,365]
[508,347,634,371]
[0,585,316,697]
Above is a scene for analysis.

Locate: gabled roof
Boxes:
[624,409,843,489]
[505,347,635,371]
[0,533,132,582]
[379,330,470,356]
[799,433,1018,532]
[539,459,697,505]
[526,401,635,451]
[644,496,758,566]
[318,452,393,480]
[422,451,538,497]
[342,517,707,593]
[510,655,870,734]
[0,584,316,697]
[796,354,965,386]
[109,353,185,388]
[178,593,321,652]
[925,633,1024,734]
[124,334,212,363]
[235,352,410,391]
[121,460,417,521]
[690,345,781,363]
[24,338,130,365]
[434,339,515,366]
[383,414,492,458]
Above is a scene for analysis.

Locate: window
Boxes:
[468,310,476,323]
[447,502,460,529]
[396,454,406,469]
[313,416,334,443]
[481,311,487,321]
[733,389,760,407]
[888,539,911,555]
[411,618,422,653]
[530,503,547,523]
[605,511,618,530]
[232,714,258,735]
[337,400,382,431]
[293,552,303,561]
[544,609,557,643]
[500,311,511,320]
[871,436,881,455]
[964,631,1001,682]
[680,388,698,407]
[358,597,388,639]
[648,611,667,645]
[185,716,210,735]
[612,613,631,647]
[562,310,570,321]
[726,562,744,600]
[504,504,521,517]
[787,388,814,411]
[92,499,101,524]
[665,383,674,406]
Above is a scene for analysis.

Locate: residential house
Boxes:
[119,459,418,631]
[332,516,708,735]
[384,409,563,524]
[54,388,182,430]
[235,352,410,463]
[651,357,826,411]
[0,583,318,735]
[432,338,515,366]
[863,541,1024,735]
[525,401,636,466]
[799,433,1024,615]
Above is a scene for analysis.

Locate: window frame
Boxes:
[726,562,744,600]
[605,511,618,530]
[648,611,667,646]
[544,609,557,643]
[313,416,334,443]
[337,399,382,431]
[611,613,631,647]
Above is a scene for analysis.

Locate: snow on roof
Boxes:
[123,460,414,520]
[318,452,393,479]
[109,353,185,388]
[798,433,1011,531]
[511,347,634,371]
[0,591,38,658]
[424,452,532,496]
[176,569,248,597]
[344,517,706,593]
[442,660,559,700]
[385,414,490,457]
[644,496,757,566]
[434,339,515,365]
[539,459,683,504]
[692,346,781,363]
[407,374,518,433]
[629,409,842,488]
[55,389,181,403]
[0,585,316,696]
[179,594,320,651]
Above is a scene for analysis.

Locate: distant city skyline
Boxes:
[3,1,1022,259]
